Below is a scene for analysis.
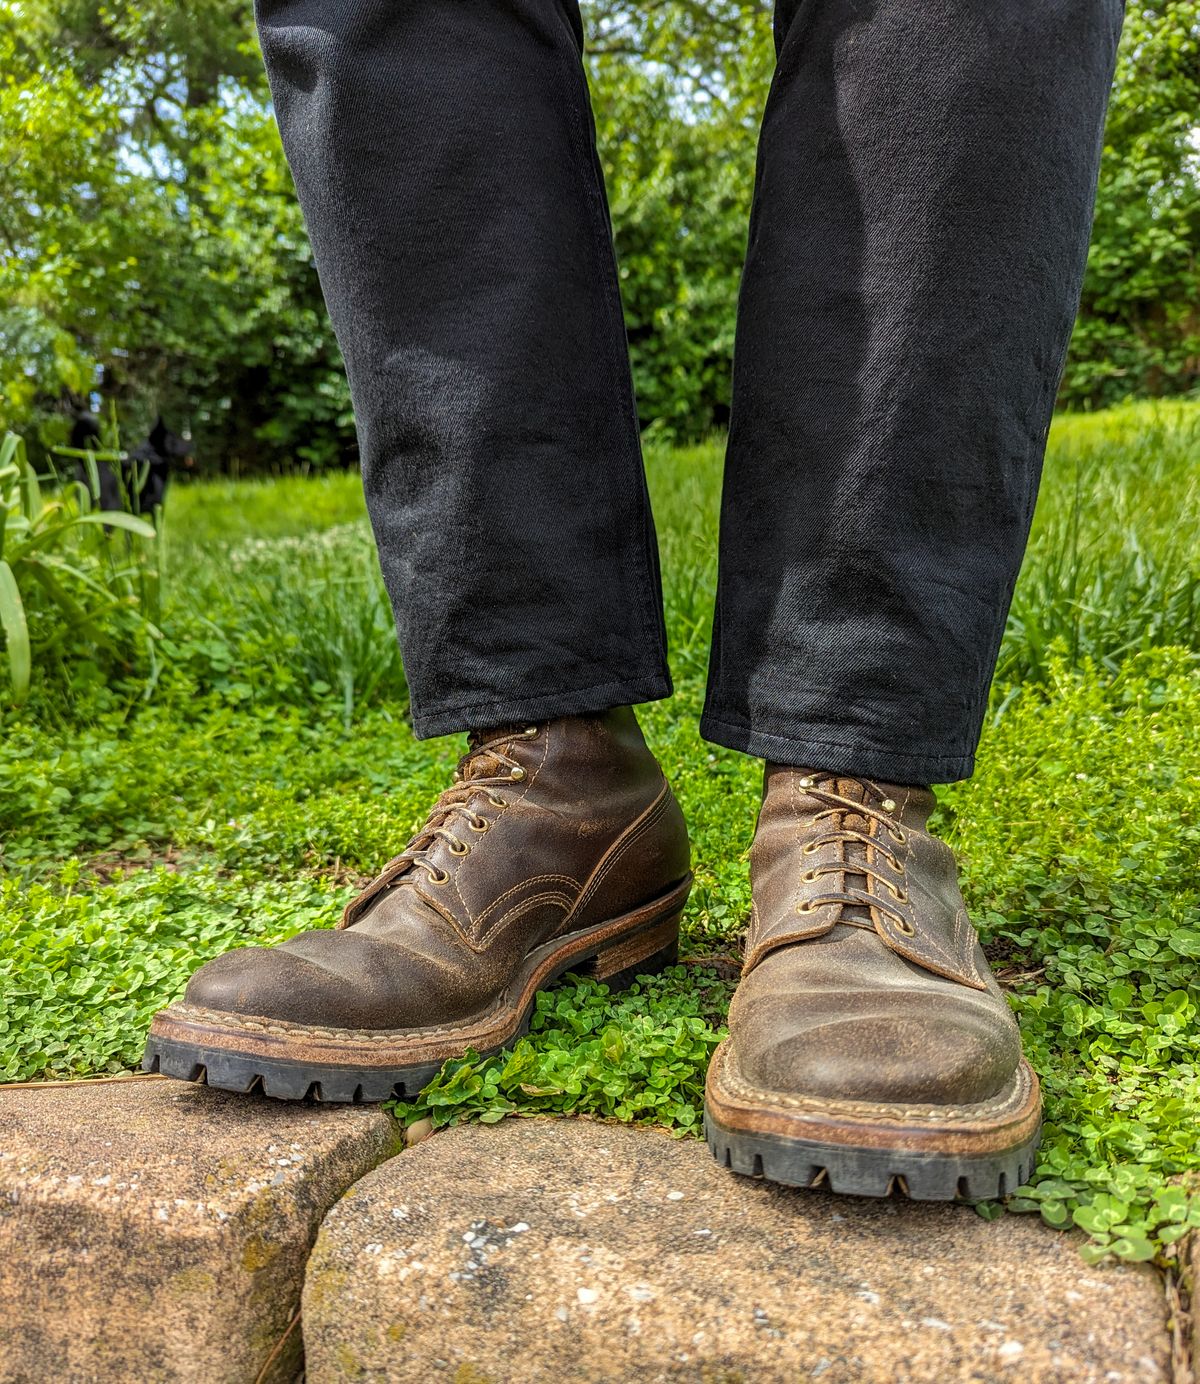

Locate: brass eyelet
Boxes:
[801,841,818,856]
[523,726,538,738]
[447,839,469,857]
[510,767,526,782]
[890,827,907,845]
[795,900,816,915]
[798,775,816,789]
[800,868,819,883]
[891,885,909,903]
[427,869,450,886]
[468,816,489,833]
[487,794,507,808]
[881,797,897,813]
[895,918,916,936]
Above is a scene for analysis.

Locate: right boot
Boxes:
[143,709,691,1101]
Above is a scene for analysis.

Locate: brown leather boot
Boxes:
[705,768,1040,1200]
[144,709,691,1101]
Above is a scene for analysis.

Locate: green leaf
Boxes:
[0,559,30,702]
[75,513,157,539]
[1108,1235,1156,1263]
[1039,1201,1072,1229]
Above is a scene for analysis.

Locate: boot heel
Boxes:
[588,910,682,991]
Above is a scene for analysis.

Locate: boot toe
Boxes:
[733,1002,1021,1107]
[183,932,465,1030]
[182,942,362,1026]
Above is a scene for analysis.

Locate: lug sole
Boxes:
[704,1040,1042,1202]
[142,874,691,1103]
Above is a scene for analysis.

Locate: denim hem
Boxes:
[411,669,675,740]
[698,710,976,785]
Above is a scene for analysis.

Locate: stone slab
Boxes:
[0,1077,400,1383]
[302,1117,1169,1384]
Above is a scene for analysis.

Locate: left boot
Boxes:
[705,768,1041,1200]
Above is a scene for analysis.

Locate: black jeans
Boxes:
[255,0,1123,783]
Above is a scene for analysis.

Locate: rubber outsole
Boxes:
[704,1114,1041,1202]
[141,899,685,1104]
[142,1038,447,1104]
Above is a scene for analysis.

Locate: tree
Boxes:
[1062,1,1200,406]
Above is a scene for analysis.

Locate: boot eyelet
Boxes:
[890,827,907,845]
[801,841,818,856]
[468,816,489,833]
[487,794,507,808]
[523,726,538,738]
[795,900,817,915]
[427,869,450,886]
[800,869,819,883]
[881,797,897,813]
[895,918,916,936]
[447,839,469,856]
[891,885,909,903]
[510,767,526,782]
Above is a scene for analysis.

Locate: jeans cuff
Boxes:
[411,669,675,740]
[698,710,976,785]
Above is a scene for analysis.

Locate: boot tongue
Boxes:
[807,772,874,924]
[463,723,527,780]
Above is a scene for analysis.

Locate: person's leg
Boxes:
[703,0,1123,1198]
[144,0,692,1100]
[702,0,1123,782]
[257,0,670,735]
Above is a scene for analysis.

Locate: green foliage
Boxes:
[590,19,771,437]
[391,969,733,1131]
[1062,2,1200,406]
[999,405,1200,682]
[2,405,1200,1266]
[0,860,348,1081]
[939,646,1200,1262]
[163,521,407,728]
[0,431,159,705]
[0,3,349,470]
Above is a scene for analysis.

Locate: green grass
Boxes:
[3,401,1200,1264]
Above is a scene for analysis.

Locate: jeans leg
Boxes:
[701,0,1124,783]
[255,0,671,737]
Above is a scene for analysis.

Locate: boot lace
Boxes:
[792,773,913,934]
[337,725,538,926]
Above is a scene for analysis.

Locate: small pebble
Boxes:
[405,1118,435,1148]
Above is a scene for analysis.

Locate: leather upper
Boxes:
[183,709,689,1030]
[727,766,1023,1107]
